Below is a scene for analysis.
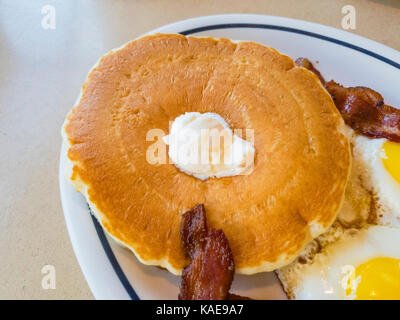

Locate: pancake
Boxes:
[62,34,351,275]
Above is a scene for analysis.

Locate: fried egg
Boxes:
[352,134,400,226]
[277,128,400,299]
[289,226,400,300]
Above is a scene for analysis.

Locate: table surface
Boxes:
[1,0,399,299]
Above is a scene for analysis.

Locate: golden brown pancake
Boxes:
[62,34,351,275]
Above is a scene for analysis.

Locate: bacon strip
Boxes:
[295,57,326,85]
[180,204,208,259]
[228,293,253,300]
[178,204,238,300]
[295,58,400,142]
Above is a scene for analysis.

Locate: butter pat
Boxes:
[163,112,255,180]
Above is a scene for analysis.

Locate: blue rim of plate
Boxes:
[88,22,400,301]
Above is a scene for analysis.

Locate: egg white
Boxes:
[352,135,400,227]
[294,225,400,300]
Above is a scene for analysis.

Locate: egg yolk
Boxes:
[382,141,400,184]
[346,257,400,300]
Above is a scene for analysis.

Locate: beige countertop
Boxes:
[0,0,399,300]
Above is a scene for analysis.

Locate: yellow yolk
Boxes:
[382,141,400,184]
[346,257,400,300]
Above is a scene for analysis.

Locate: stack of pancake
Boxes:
[62,35,350,284]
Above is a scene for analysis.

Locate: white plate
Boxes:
[59,14,400,300]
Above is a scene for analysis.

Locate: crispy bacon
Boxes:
[295,58,400,142]
[228,293,253,300]
[179,204,249,300]
[180,204,208,259]
[295,57,326,85]
[326,81,400,141]
[179,204,234,300]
